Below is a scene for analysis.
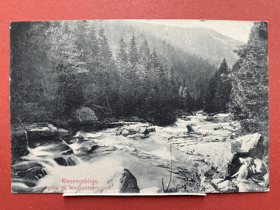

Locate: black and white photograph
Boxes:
[10,19,268,195]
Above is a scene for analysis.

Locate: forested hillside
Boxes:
[10,20,219,125]
[10,20,266,129]
[119,21,244,67]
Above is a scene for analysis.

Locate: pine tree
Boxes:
[214,59,231,112]
[129,35,139,67]
[86,22,100,68]
[229,22,268,134]
[204,72,219,113]
[204,59,231,113]
[117,36,128,65]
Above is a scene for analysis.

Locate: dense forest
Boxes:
[10,20,214,125]
[229,22,268,140]
[10,21,268,132]
[203,21,268,141]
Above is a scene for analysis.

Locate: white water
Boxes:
[12,118,212,194]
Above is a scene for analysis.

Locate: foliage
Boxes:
[229,22,268,138]
[204,59,232,113]
[10,20,221,125]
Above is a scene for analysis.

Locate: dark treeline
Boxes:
[11,20,214,126]
[10,20,268,131]
[229,22,268,139]
[203,58,232,113]
[203,22,268,142]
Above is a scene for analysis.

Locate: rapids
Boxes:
[12,115,234,194]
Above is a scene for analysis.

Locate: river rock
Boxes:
[204,183,218,193]
[253,158,267,175]
[231,133,264,158]
[237,180,267,192]
[263,173,269,187]
[128,133,148,140]
[235,164,250,181]
[27,127,52,139]
[217,180,238,193]
[12,161,46,181]
[54,156,78,166]
[107,168,140,193]
[75,107,99,123]
[138,126,149,135]
[121,129,130,136]
[250,158,267,181]
[12,178,37,187]
[212,178,224,186]
[67,167,140,194]
[184,117,191,121]
[205,116,219,123]
[200,176,219,193]
[147,127,156,132]
[119,126,142,136]
[57,128,69,138]
[186,124,194,133]
[69,107,99,135]
[11,126,29,163]
[23,123,61,148]
[227,155,251,177]
[213,113,232,122]
[11,182,46,193]
[60,149,74,156]
[87,144,100,153]
[48,123,58,133]
[231,138,243,154]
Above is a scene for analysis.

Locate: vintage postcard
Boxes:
[10,20,268,195]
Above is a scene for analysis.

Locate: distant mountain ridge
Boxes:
[123,21,245,68]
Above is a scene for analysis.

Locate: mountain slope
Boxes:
[122,21,245,67]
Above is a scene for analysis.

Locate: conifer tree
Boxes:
[229,22,268,134]
[129,35,139,67]
[204,59,231,113]
[117,36,128,65]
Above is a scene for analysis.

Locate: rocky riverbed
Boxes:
[11,112,269,194]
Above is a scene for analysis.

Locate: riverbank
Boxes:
[11,111,269,194]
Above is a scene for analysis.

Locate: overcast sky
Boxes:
[126,20,254,43]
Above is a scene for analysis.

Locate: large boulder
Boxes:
[11,161,47,182]
[249,158,267,181]
[107,168,140,193]
[26,126,56,146]
[62,168,140,194]
[231,133,264,158]
[227,155,254,177]
[69,107,99,135]
[11,123,62,162]
[24,123,61,148]
[75,107,99,124]
[228,133,265,179]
